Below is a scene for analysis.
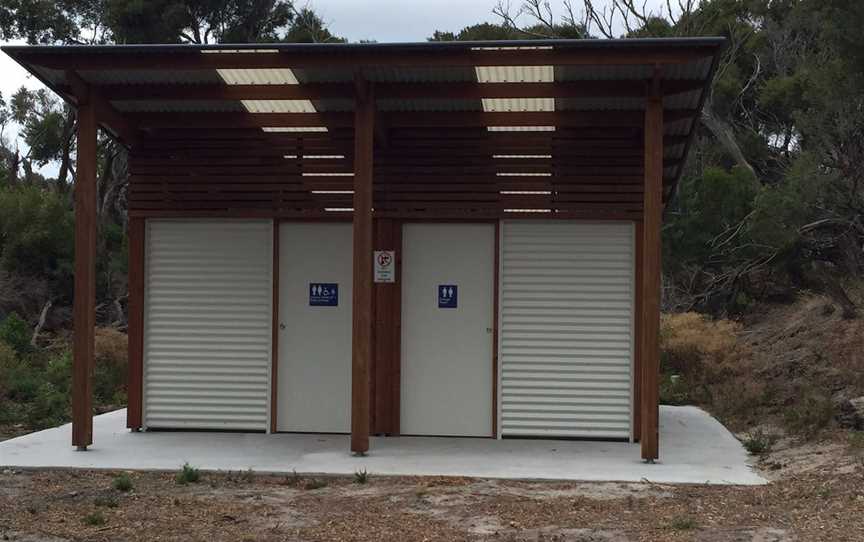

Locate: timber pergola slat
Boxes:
[127,110,698,129]
[2,37,725,462]
[69,80,704,101]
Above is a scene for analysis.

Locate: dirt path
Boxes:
[2,446,863,542]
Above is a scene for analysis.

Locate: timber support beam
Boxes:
[350,74,375,455]
[66,70,140,149]
[640,70,664,462]
[71,84,98,450]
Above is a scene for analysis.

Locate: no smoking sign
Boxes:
[374,250,396,283]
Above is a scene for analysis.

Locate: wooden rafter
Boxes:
[70,80,703,102]
[66,71,140,148]
[129,110,697,129]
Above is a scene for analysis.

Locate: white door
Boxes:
[277,222,352,432]
[499,221,634,439]
[401,223,495,437]
[143,219,273,431]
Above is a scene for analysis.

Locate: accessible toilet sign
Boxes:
[438,284,458,308]
[374,250,396,283]
[309,283,338,306]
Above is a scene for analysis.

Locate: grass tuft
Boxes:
[742,428,777,455]
[668,515,698,531]
[112,472,133,492]
[303,478,327,490]
[94,496,118,508]
[83,511,106,526]
[353,469,369,484]
[175,463,201,485]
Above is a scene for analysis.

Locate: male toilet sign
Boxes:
[438,284,458,308]
[309,283,338,306]
[374,250,395,283]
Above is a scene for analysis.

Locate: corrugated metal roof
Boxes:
[482,98,554,112]
[3,38,724,189]
[554,58,711,82]
[242,99,316,113]
[2,37,725,55]
[79,69,223,85]
[217,68,299,85]
[475,65,554,83]
[262,126,328,132]
[294,66,478,84]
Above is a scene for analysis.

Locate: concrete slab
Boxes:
[0,405,766,485]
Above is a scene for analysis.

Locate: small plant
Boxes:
[175,463,200,485]
[783,391,835,438]
[94,496,119,508]
[668,515,698,531]
[353,469,369,484]
[241,468,255,483]
[282,469,303,488]
[112,472,133,492]
[83,511,106,526]
[659,373,690,405]
[302,478,327,490]
[742,428,777,455]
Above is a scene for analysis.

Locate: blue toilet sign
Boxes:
[438,284,457,308]
[309,283,338,306]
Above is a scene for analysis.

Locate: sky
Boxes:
[0,0,668,176]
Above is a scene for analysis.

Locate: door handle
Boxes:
[279,323,286,330]
[486,327,493,333]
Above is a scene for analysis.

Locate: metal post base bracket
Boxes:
[75,445,88,452]
[352,451,368,457]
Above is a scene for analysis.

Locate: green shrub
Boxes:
[112,472,133,492]
[175,463,200,485]
[742,428,777,455]
[668,515,698,531]
[83,511,106,526]
[0,342,38,401]
[302,478,327,490]
[94,328,127,405]
[94,496,118,508]
[0,312,31,355]
[22,350,71,429]
[26,381,69,429]
[659,374,690,405]
[784,390,835,438]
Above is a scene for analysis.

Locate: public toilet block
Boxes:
[2,37,725,461]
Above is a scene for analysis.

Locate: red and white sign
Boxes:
[374,250,396,283]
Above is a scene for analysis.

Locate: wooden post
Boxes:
[351,76,374,454]
[72,98,97,450]
[640,73,663,462]
[372,218,402,435]
[126,217,145,430]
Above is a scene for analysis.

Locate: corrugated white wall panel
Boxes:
[500,221,634,439]
[144,220,272,430]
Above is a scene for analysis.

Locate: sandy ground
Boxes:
[1,436,863,542]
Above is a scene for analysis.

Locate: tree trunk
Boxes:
[30,299,53,347]
[56,113,76,190]
[700,98,757,179]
